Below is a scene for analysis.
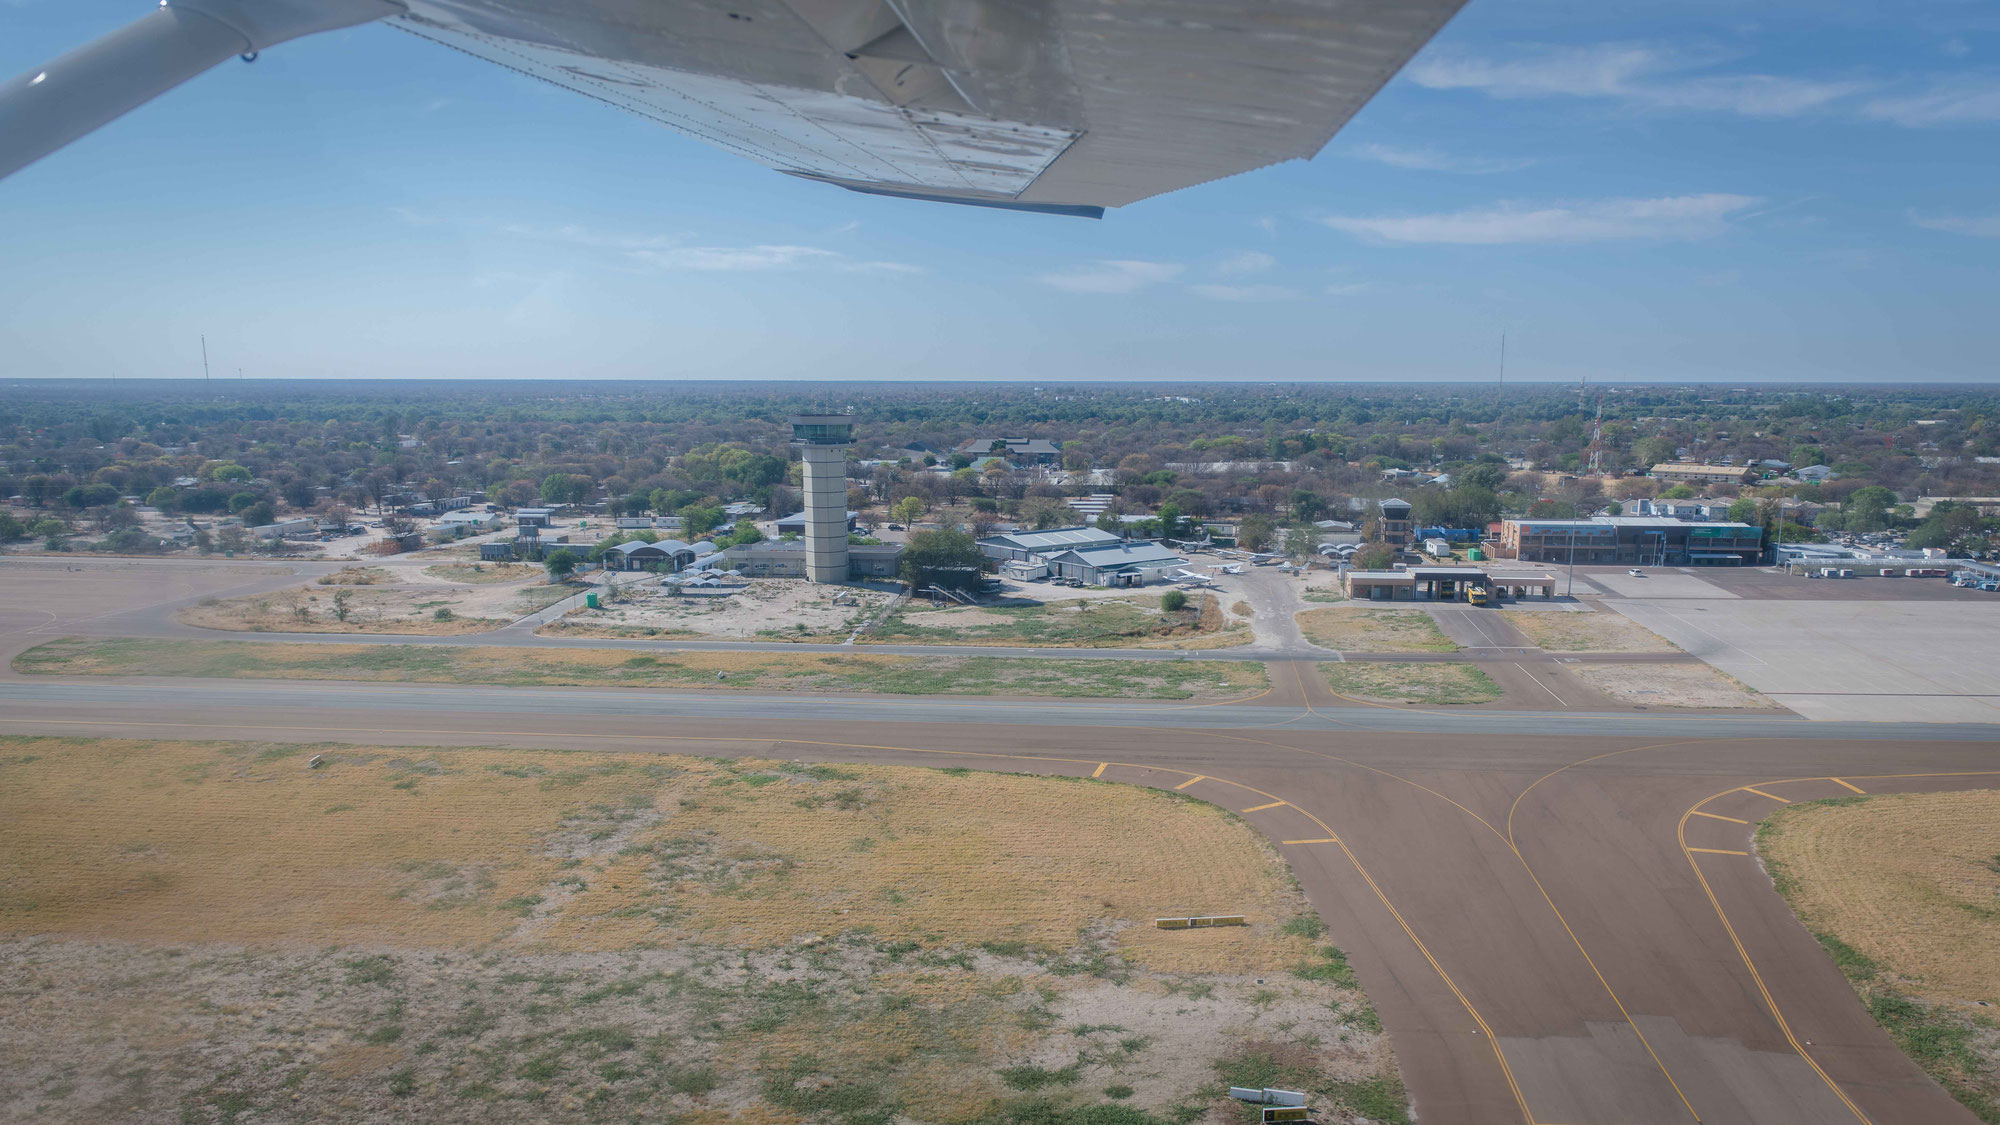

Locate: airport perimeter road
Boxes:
[2,668,1997,1123]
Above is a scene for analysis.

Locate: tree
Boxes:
[1353,543,1396,570]
[1161,589,1188,612]
[1727,498,1760,523]
[63,482,119,512]
[1021,497,1080,530]
[146,486,180,511]
[1239,513,1276,551]
[331,589,352,623]
[1285,490,1324,524]
[899,528,983,590]
[678,504,725,538]
[1659,484,1697,500]
[22,475,57,508]
[210,463,252,483]
[1458,464,1509,493]
[0,511,22,542]
[543,547,581,581]
[541,473,593,505]
[1636,437,1678,467]
[890,496,926,526]
[238,501,275,528]
[1154,502,1183,537]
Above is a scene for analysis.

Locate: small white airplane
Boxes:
[1167,569,1218,588]
[1216,563,1244,575]
[1249,553,1285,566]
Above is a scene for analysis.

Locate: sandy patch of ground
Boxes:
[0,737,1403,1124]
[421,562,545,584]
[546,579,896,642]
[177,579,576,635]
[317,565,392,585]
[1294,608,1458,653]
[1322,663,1502,705]
[1507,609,1679,652]
[1565,663,1776,709]
[18,638,1270,700]
[868,594,1225,648]
[1759,791,2000,1117]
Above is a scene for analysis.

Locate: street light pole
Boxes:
[1566,523,1578,596]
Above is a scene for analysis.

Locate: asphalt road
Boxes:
[5,555,2000,1122]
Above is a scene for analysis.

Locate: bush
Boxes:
[1160,590,1188,612]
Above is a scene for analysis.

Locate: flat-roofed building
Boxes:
[1040,541,1185,586]
[975,526,1121,563]
[1499,517,1763,566]
[720,539,903,580]
[1650,463,1754,486]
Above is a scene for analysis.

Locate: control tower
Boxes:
[788,414,854,583]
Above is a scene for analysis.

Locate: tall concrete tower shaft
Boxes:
[789,415,854,584]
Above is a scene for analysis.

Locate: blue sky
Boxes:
[2,0,1996,383]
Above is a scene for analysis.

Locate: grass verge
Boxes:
[1293,608,1457,654]
[1320,663,1501,706]
[15,637,1269,700]
[0,736,1402,1124]
[1758,793,2000,1121]
[865,595,1222,648]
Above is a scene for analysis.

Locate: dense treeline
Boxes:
[1,380,1996,555]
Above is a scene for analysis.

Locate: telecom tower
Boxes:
[788,414,854,584]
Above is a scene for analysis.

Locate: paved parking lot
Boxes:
[1607,596,2000,722]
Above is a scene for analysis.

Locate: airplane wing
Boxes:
[2,0,1467,216]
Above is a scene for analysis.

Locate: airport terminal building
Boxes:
[1498,517,1764,566]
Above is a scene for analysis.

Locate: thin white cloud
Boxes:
[1862,76,2000,126]
[1036,260,1183,294]
[1350,143,1533,174]
[1215,250,1276,276]
[1324,283,1374,297]
[1407,44,1868,118]
[1190,283,1298,302]
[630,244,919,273]
[1911,210,2000,237]
[1318,194,1761,245]
[504,223,681,252]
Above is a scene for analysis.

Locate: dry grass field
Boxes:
[548,579,898,643]
[177,580,577,635]
[423,562,547,584]
[1293,608,1458,653]
[317,566,392,585]
[1566,664,1777,709]
[1505,610,1679,653]
[1321,663,1502,706]
[0,737,1404,1124]
[867,595,1227,649]
[1760,791,2000,1121]
[17,637,1270,700]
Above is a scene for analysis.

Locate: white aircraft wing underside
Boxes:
[391,0,1467,215]
[0,0,1465,213]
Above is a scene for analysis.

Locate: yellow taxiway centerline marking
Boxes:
[1174,775,1205,789]
[1091,762,1108,778]
[1690,810,1749,824]
[1687,847,1749,856]
[1830,777,1866,794]
[1741,786,1789,803]
[1282,838,1339,845]
[1241,800,1287,813]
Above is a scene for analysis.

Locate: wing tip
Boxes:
[789,172,1103,219]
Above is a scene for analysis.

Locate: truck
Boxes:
[1467,584,1491,607]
